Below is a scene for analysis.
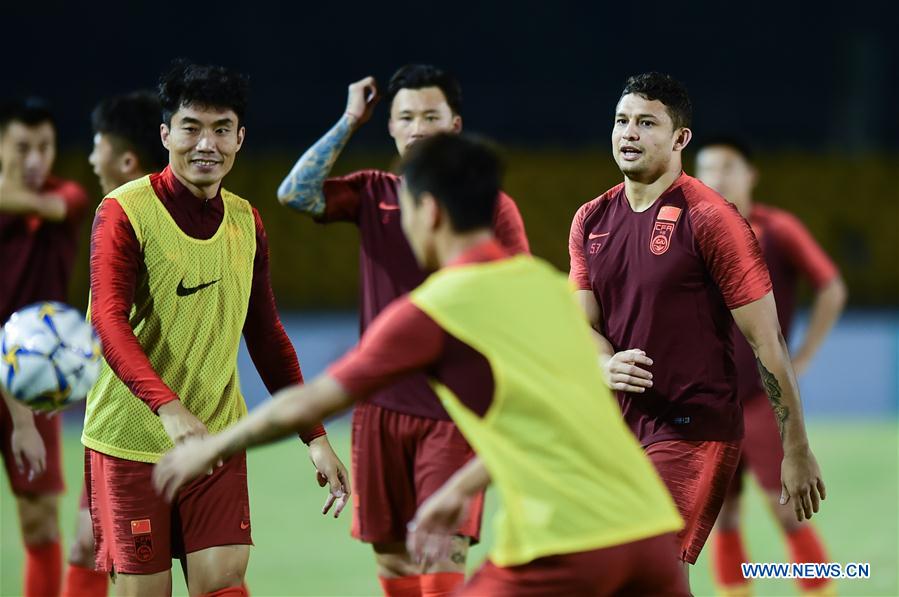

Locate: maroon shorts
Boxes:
[728,395,784,495]
[350,402,484,545]
[461,532,689,596]
[0,398,64,496]
[646,439,741,564]
[85,448,252,574]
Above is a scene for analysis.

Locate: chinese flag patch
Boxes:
[658,205,682,222]
[131,519,152,535]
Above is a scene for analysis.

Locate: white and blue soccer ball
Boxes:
[0,302,102,412]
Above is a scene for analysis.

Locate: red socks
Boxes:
[713,529,749,588]
[200,586,249,597]
[420,572,464,596]
[379,575,422,597]
[25,541,62,597]
[787,525,831,592]
[62,564,108,597]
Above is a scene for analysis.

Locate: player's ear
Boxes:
[452,114,462,133]
[673,127,692,152]
[235,126,246,151]
[422,193,441,231]
[160,123,170,150]
[120,151,137,176]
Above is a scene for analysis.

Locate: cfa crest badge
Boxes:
[650,205,682,256]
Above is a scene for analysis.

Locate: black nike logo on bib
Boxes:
[176,278,220,297]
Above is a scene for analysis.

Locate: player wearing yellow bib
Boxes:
[154,134,689,596]
[82,61,348,597]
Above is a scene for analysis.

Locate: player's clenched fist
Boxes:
[602,348,654,393]
[345,76,380,128]
[158,400,209,444]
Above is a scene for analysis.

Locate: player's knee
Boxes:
[68,537,96,568]
[716,496,741,531]
[18,495,60,545]
[422,536,470,574]
[373,544,419,578]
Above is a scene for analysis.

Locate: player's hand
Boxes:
[780,446,826,521]
[602,349,653,393]
[308,436,351,518]
[406,485,467,568]
[10,421,47,482]
[791,355,810,378]
[152,436,220,502]
[158,400,209,445]
[345,76,380,128]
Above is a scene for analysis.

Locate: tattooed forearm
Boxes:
[277,113,356,217]
[756,356,789,436]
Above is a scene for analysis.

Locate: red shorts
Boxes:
[728,395,784,495]
[646,439,741,564]
[350,402,484,544]
[461,532,689,596]
[85,448,252,574]
[0,398,64,496]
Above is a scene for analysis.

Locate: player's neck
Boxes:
[734,197,753,218]
[623,167,682,212]
[436,229,495,268]
[170,168,220,200]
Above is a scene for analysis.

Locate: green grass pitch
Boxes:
[2,419,896,596]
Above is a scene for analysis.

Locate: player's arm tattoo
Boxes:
[276,113,355,217]
[756,356,789,436]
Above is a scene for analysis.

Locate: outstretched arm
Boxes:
[277,77,379,216]
[732,292,826,521]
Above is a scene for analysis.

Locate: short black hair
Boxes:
[0,97,55,134]
[621,72,692,130]
[92,91,168,172]
[158,59,249,125]
[387,64,463,115]
[695,135,754,164]
[400,133,502,233]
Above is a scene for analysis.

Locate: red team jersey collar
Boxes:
[156,165,224,206]
[621,171,689,213]
[447,238,510,267]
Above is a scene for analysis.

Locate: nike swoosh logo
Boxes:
[378,201,400,211]
[589,232,610,239]
[176,278,220,297]
[240,521,250,530]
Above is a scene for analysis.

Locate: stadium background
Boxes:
[2,3,897,595]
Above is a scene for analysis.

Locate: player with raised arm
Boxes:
[276,64,528,596]
[80,61,347,597]
[1,97,89,597]
[154,134,690,596]
[696,137,846,597]
[60,90,170,597]
[568,73,825,591]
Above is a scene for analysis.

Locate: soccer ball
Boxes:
[0,302,102,412]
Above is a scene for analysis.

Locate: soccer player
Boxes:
[154,133,691,596]
[60,91,170,597]
[81,61,348,597]
[0,97,89,597]
[568,73,826,589]
[696,137,846,597]
[276,64,529,596]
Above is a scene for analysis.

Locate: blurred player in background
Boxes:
[81,61,348,597]
[155,133,690,596]
[696,137,846,597]
[0,98,89,597]
[568,73,825,591]
[277,64,528,596]
[59,90,169,597]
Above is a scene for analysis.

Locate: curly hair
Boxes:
[621,72,692,130]
[158,59,249,125]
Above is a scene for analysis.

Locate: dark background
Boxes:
[5,2,898,306]
[6,2,897,151]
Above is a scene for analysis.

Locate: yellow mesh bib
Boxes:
[410,256,682,566]
[82,176,255,463]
